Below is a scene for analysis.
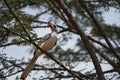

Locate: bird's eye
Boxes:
[53,25,57,28]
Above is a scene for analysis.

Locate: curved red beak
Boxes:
[47,23,53,27]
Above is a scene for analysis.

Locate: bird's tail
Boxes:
[20,55,38,80]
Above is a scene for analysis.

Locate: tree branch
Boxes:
[88,36,110,50]
[91,44,115,67]
[115,0,120,5]
[53,0,105,80]
[79,0,120,61]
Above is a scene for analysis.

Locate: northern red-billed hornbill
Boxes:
[20,23,57,80]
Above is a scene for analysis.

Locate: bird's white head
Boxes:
[46,23,57,32]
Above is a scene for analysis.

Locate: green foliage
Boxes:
[91,23,120,40]
[0,4,37,46]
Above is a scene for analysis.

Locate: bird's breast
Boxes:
[40,32,57,52]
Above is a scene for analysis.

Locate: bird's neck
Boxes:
[51,32,57,37]
[51,27,57,33]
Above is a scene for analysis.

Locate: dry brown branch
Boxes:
[53,0,105,80]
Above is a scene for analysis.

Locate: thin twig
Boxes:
[88,36,110,50]
[115,0,120,6]
[33,9,49,20]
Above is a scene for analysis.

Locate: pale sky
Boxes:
[103,8,120,26]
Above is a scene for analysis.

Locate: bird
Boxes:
[20,23,57,80]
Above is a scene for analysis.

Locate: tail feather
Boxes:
[20,56,38,80]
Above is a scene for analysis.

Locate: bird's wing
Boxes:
[36,33,52,45]
[33,33,51,55]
